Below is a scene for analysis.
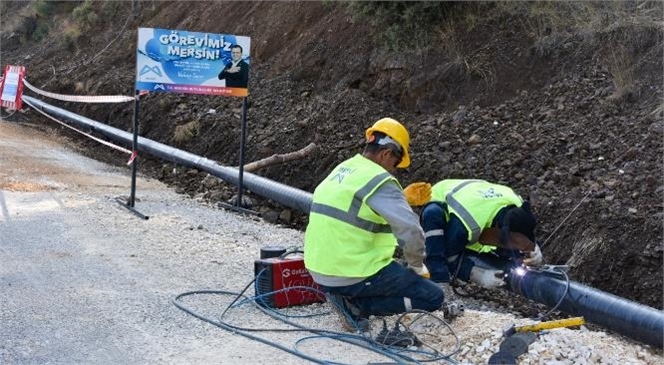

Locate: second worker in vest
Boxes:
[304,118,444,333]
[403,180,544,289]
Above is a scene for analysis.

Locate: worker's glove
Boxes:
[408,264,431,279]
[469,267,506,289]
[403,182,432,206]
[522,244,543,267]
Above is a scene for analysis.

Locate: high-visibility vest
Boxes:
[304,154,399,277]
[431,180,524,253]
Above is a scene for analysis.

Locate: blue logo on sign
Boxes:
[140,65,163,77]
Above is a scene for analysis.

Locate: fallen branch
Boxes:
[243,142,316,172]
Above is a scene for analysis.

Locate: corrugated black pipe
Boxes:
[507,269,664,348]
[23,95,664,348]
[22,95,313,213]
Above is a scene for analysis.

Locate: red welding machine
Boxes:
[254,248,325,308]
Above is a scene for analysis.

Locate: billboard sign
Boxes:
[136,28,250,97]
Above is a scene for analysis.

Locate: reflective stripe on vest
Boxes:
[445,180,483,243]
[432,179,522,254]
[310,172,392,233]
[305,155,397,277]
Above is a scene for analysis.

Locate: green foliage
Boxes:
[29,0,57,41]
[32,0,53,18]
[101,0,122,18]
[347,1,462,50]
[31,20,50,42]
[62,25,82,51]
[72,0,98,29]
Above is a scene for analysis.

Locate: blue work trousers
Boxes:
[319,261,444,317]
[421,202,520,283]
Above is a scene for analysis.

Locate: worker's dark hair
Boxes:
[231,44,243,52]
[364,131,394,154]
[364,132,403,159]
[499,201,537,246]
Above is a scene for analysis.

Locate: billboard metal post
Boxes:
[117,90,149,220]
[129,90,139,207]
[237,97,248,208]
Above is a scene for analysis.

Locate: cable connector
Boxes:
[374,319,421,347]
[528,264,570,279]
[442,302,465,319]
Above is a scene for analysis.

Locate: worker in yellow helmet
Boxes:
[404,180,543,289]
[304,118,444,333]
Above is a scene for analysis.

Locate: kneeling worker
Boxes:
[404,180,544,289]
[304,118,444,332]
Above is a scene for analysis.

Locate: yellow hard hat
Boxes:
[365,118,411,168]
[403,182,432,206]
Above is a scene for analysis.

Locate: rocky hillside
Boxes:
[1,1,662,308]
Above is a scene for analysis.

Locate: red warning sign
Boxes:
[0,65,26,110]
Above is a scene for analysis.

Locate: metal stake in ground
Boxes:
[220,97,257,215]
[117,90,148,220]
[237,97,248,209]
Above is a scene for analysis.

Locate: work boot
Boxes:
[328,294,370,333]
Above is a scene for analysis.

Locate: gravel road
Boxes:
[1,120,662,365]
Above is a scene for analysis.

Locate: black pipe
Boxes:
[22,95,313,213]
[22,95,664,348]
[507,268,664,348]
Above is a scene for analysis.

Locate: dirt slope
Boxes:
[1,1,662,309]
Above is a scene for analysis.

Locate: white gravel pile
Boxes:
[400,308,663,364]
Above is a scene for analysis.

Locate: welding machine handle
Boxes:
[279,250,304,259]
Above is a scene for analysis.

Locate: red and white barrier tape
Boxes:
[22,78,134,103]
[21,97,137,165]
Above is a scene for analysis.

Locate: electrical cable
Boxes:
[173,248,460,364]
[174,277,461,364]
[219,269,261,319]
[173,290,331,364]
[391,310,461,363]
[292,334,406,365]
[175,289,415,364]
[279,249,304,258]
[175,284,415,363]
[248,273,419,364]
[449,251,481,298]
[531,267,570,321]
[540,190,593,248]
